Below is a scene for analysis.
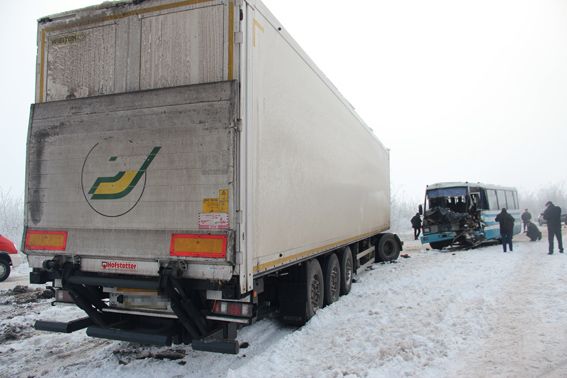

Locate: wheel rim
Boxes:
[383,241,394,257]
[330,266,339,298]
[310,273,322,310]
[0,263,6,277]
[345,257,353,286]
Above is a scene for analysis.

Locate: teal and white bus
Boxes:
[420,182,521,249]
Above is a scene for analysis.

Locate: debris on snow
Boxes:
[112,347,187,363]
[1,285,54,305]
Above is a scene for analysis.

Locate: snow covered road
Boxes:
[1,237,567,377]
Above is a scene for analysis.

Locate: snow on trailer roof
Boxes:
[38,0,135,22]
[426,182,517,191]
[38,1,232,24]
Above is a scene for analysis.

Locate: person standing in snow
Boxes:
[411,213,422,240]
[542,201,563,255]
[521,209,532,232]
[495,208,515,252]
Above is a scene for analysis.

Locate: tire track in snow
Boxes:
[228,248,522,377]
[449,242,567,377]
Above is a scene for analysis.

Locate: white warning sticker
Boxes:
[199,213,229,230]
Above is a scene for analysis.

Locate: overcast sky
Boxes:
[1,0,566,203]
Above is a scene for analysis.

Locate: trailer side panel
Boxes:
[247,5,390,275]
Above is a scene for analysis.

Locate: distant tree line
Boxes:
[519,183,567,218]
[1,182,565,248]
[0,188,23,247]
[390,187,420,234]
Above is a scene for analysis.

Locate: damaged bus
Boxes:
[420,182,521,249]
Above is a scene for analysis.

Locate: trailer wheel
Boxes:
[339,247,353,295]
[323,254,340,306]
[0,260,10,282]
[376,234,400,262]
[306,259,324,320]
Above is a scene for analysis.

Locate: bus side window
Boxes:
[473,191,488,210]
[505,191,515,210]
[487,190,498,210]
[479,191,488,209]
[513,191,519,209]
[496,190,506,209]
[469,193,481,211]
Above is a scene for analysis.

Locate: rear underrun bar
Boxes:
[35,317,93,333]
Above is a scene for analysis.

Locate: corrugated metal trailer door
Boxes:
[37,0,237,103]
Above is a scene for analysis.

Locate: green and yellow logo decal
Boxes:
[81,142,161,217]
[88,147,160,200]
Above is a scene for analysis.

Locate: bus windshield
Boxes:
[426,187,468,211]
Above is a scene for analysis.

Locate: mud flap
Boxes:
[192,324,240,354]
[35,317,93,333]
[192,339,240,354]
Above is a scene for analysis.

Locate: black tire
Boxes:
[0,260,10,282]
[323,254,341,306]
[376,234,401,261]
[339,247,353,296]
[430,241,451,250]
[305,259,324,321]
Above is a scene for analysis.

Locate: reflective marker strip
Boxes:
[170,234,227,258]
[25,230,68,251]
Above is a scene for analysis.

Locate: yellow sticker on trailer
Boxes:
[202,189,229,213]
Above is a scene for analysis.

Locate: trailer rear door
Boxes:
[25,81,238,271]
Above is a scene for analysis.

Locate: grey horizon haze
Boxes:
[0,0,566,203]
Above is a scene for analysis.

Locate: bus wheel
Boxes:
[376,234,400,262]
[323,254,341,306]
[339,247,353,295]
[430,241,451,250]
[306,259,324,320]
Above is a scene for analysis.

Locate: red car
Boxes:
[0,234,18,282]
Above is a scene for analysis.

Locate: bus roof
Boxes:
[425,182,517,192]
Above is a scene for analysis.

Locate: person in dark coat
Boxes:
[495,208,515,252]
[525,221,542,242]
[542,201,563,254]
[521,209,532,232]
[411,213,422,240]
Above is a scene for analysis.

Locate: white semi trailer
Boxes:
[24,0,401,353]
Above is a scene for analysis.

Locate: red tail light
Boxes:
[211,301,253,317]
